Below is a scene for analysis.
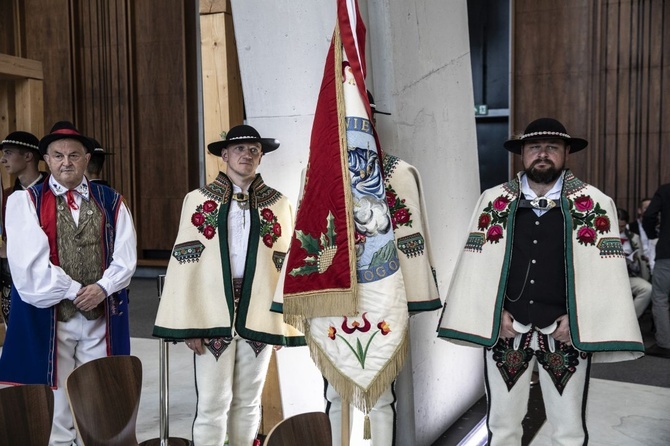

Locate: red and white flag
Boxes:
[280,0,409,425]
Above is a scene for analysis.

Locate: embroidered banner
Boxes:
[282,0,409,416]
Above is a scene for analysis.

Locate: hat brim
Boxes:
[39,134,95,155]
[503,137,588,154]
[207,138,279,156]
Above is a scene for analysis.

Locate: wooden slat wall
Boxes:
[512,0,670,216]
[17,0,200,261]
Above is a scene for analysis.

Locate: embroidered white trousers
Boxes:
[51,312,107,446]
[325,381,396,446]
[192,336,271,446]
[484,330,591,446]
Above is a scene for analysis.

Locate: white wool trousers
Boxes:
[192,336,271,446]
[51,312,107,446]
[484,330,591,446]
[325,381,397,446]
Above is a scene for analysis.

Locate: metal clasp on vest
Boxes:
[530,196,556,211]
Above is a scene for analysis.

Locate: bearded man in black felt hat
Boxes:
[438,118,643,445]
[0,121,137,446]
[154,124,304,445]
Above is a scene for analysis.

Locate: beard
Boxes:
[524,158,563,184]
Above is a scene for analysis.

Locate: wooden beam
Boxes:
[0,53,43,80]
[14,78,43,136]
[199,0,231,15]
[200,11,244,183]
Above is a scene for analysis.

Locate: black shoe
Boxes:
[646,344,670,358]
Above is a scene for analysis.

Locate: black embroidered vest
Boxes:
[504,204,567,327]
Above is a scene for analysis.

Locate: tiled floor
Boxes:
[132,334,670,445]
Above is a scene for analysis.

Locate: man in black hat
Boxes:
[0,130,47,324]
[154,124,304,445]
[86,138,112,187]
[438,118,643,445]
[0,121,137,446]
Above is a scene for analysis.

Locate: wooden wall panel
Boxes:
[17,0,200,262]
[132,0,199,258]
[24,0,75,123]
[512,0,670,217]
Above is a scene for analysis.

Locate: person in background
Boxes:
[629,197,655,272]
[643,182,670,358]
[618,208,652,318]
[86,138,112,187]
[0,130,47,324]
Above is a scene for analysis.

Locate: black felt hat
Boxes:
[39,121,95,155]
[207,124,280,156]
[504,118,588,154]
[90,138,114,156]
[1,131,40,153]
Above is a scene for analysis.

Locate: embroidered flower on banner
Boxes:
[192,200,219,240]
[569,194,610,246]
[385,185,413,230]
[327,312,391,369]
[260,208,281,248]
[478,195,511,244]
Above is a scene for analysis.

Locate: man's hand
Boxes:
[185,338,206,355]
[74,284,107,312]
[551,314,571,345]
[500,309,518,339]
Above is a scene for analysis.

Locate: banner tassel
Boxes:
[363,412,371,440]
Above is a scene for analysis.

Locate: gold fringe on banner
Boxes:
[306,322,410,415]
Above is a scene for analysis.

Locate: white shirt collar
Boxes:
[520,172,564,200]
[49,176,90,200]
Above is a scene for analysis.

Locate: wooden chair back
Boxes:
[263,411,332,446]
[0,384,54,445]
[66,355,143,446]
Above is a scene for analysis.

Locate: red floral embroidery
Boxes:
[478,213,491,230]
[191,212,205,226]
[569,194,609,246]
[203,225,216,240]
[576,226,597,245]
[478,195,511,245]
[385,184,412,230]
[272,222,282,236]
[192,201,219,239]
[377,321,391,335]
[594,215,610,233]
[487,225,504,243]
[202,200,217,213]
[573,195,594,212]
[493,196,510,211]
[260,207,281,248]
[328,313,390,369]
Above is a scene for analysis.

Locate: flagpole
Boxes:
[341,399,350,446]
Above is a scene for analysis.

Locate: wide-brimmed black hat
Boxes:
[1,131,40,154]
[207,124,279,156]
[39,121,95,155]
[367,91,391,116]
[504,118,588,154]
[90,138,114,156]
